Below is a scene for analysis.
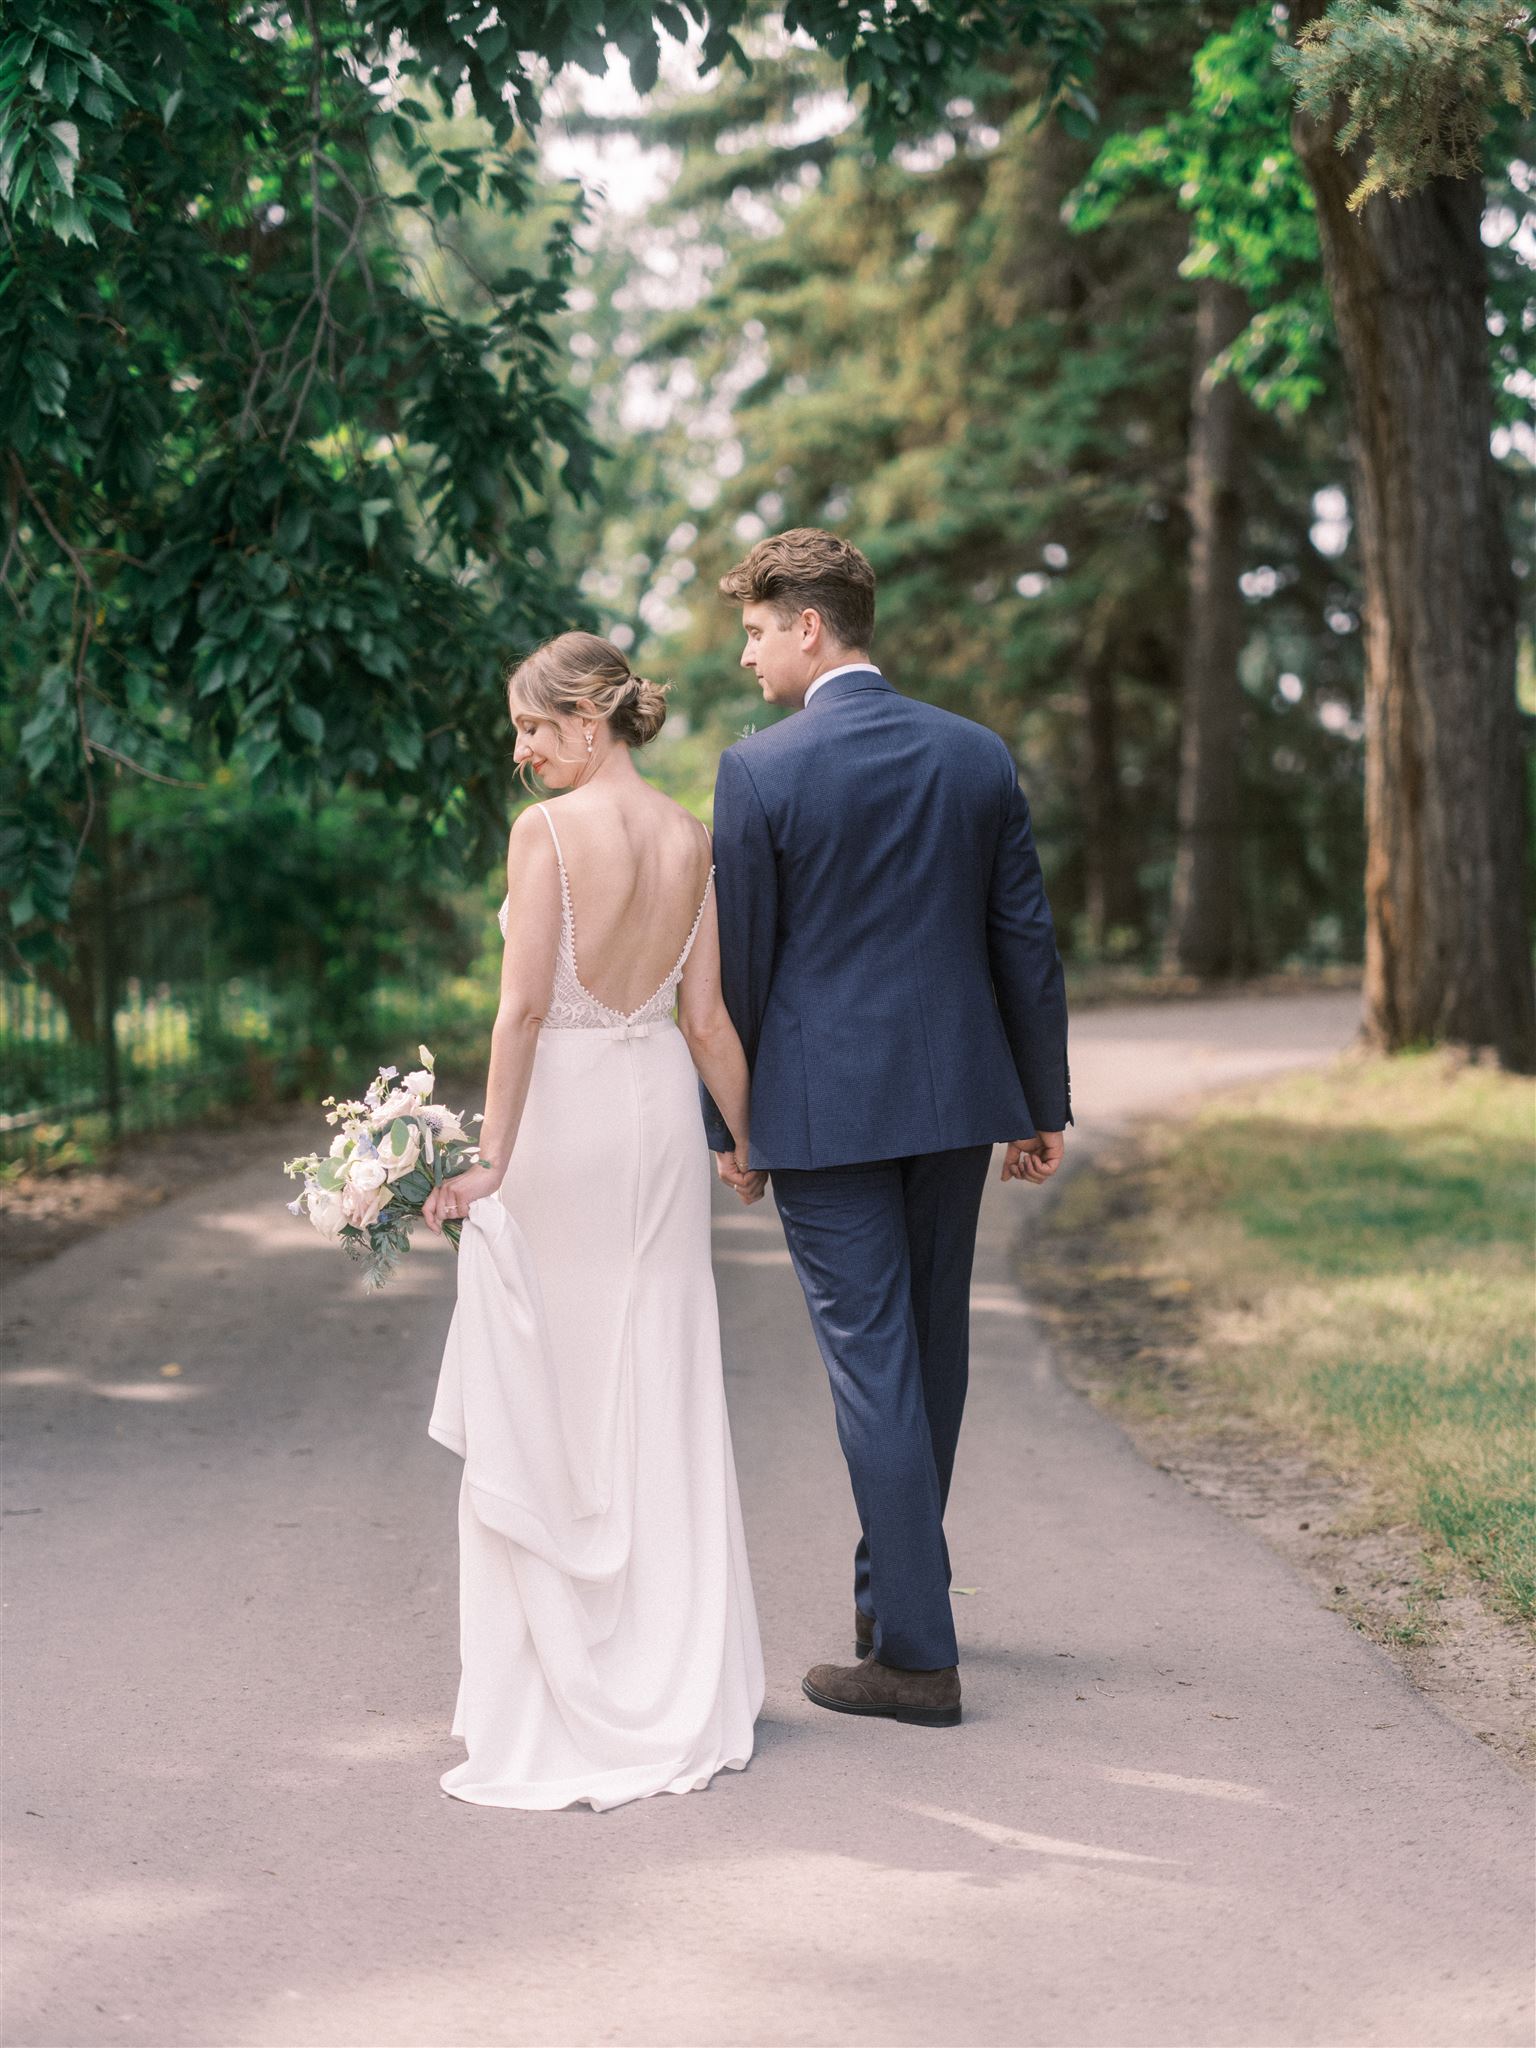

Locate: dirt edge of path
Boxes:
[1016,1142,1536,1786]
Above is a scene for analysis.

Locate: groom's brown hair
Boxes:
[719,528,875,651]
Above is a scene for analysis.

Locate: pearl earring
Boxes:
[584,725,594,756]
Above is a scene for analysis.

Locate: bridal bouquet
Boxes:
[283,1045,483,1291]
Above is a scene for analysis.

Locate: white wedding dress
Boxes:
[429,804,763,1810]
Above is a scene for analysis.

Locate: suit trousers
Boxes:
[770,1145,992,1671]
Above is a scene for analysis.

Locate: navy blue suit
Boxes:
[703,668,1071,1668]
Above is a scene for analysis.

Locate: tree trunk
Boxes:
[1082,650,1137,948]
[31,950,101,1047]
[1292,85,1535,1070]
[1166,276,1250,978]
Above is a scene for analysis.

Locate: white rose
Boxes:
[347,1156,388,1193]
[372,1086,419,1125]
[341,1179,388,1229]
[306,1185,348,1241]
[382,1122,422,1181]
[403,1068,434,1100]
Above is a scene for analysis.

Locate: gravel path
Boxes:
[5,987,1530,2048]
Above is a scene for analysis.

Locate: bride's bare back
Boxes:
[434,630,757,1263]
[536,785,713,1019]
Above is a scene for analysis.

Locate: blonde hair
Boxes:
[506,631,668,748]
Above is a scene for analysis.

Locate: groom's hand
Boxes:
[1003,1132,1064,1185]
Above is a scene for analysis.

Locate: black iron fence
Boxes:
[1,883,497,1169]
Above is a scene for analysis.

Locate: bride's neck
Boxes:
[578,742,641,791]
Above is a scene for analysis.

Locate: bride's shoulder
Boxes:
[658,791,713,859]
[504,802,561,878]
[508,801,557,846]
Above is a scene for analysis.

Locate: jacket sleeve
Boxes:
[699,746,779,1151]
[986,743,1072,1133]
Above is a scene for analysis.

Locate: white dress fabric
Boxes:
[429,804,763,1811]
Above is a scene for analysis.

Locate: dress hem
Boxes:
[438,1750,753,1814]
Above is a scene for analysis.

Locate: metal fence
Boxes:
[4,885,283,1165]
[1,883,497,1170]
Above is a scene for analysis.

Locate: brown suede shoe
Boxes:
[854,1607,874,1659]
[803,1653,961,1727]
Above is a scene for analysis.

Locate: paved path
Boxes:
[5,990,1530,2048]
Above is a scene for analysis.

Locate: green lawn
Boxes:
[1056,1054,1535,1623]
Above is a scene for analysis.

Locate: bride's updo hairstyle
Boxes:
[507,631,669,748]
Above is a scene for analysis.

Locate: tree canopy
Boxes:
[3,0,1531,1059]
[547,7,1374,966]
[0,0,1106,951]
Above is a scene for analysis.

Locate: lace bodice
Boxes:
[498,805,714,1034]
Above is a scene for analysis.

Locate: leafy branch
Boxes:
[1283,0,1534,210]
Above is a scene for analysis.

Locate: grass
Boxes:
[1048,1052,1535,1624]
[1061,960,1363,1010]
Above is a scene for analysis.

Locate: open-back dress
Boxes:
[428,804,763,1810]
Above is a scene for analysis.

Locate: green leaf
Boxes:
[45,53,79,110]
[38,21,92,60]
[383,722,423,770]
[275,504,312,553]
[288,701,325,746]
[48,193,95,244]
[6,154,34,210]
[241,736,282,782]
[0,31,39,71]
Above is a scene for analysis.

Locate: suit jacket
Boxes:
[701,669,1071,1170]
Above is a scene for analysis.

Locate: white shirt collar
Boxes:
[804,661,883,707]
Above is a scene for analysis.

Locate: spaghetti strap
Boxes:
[678,868,715,972]
[536,804,575,937]
[536,803,565,868]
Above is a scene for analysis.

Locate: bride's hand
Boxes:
[715,1147,767,1206]
[422,1163,502,1234]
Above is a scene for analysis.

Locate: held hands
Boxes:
[715,1148,767,1206]
[714,1136,1060,1200]
[422,1161,504,1235]
[1002,1131,1065,1186]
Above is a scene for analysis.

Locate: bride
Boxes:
[423,632,765,1811]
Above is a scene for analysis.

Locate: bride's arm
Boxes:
[677,885,756,1183]
[422,809,560,1232]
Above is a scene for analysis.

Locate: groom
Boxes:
[701,528,1071,1729]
